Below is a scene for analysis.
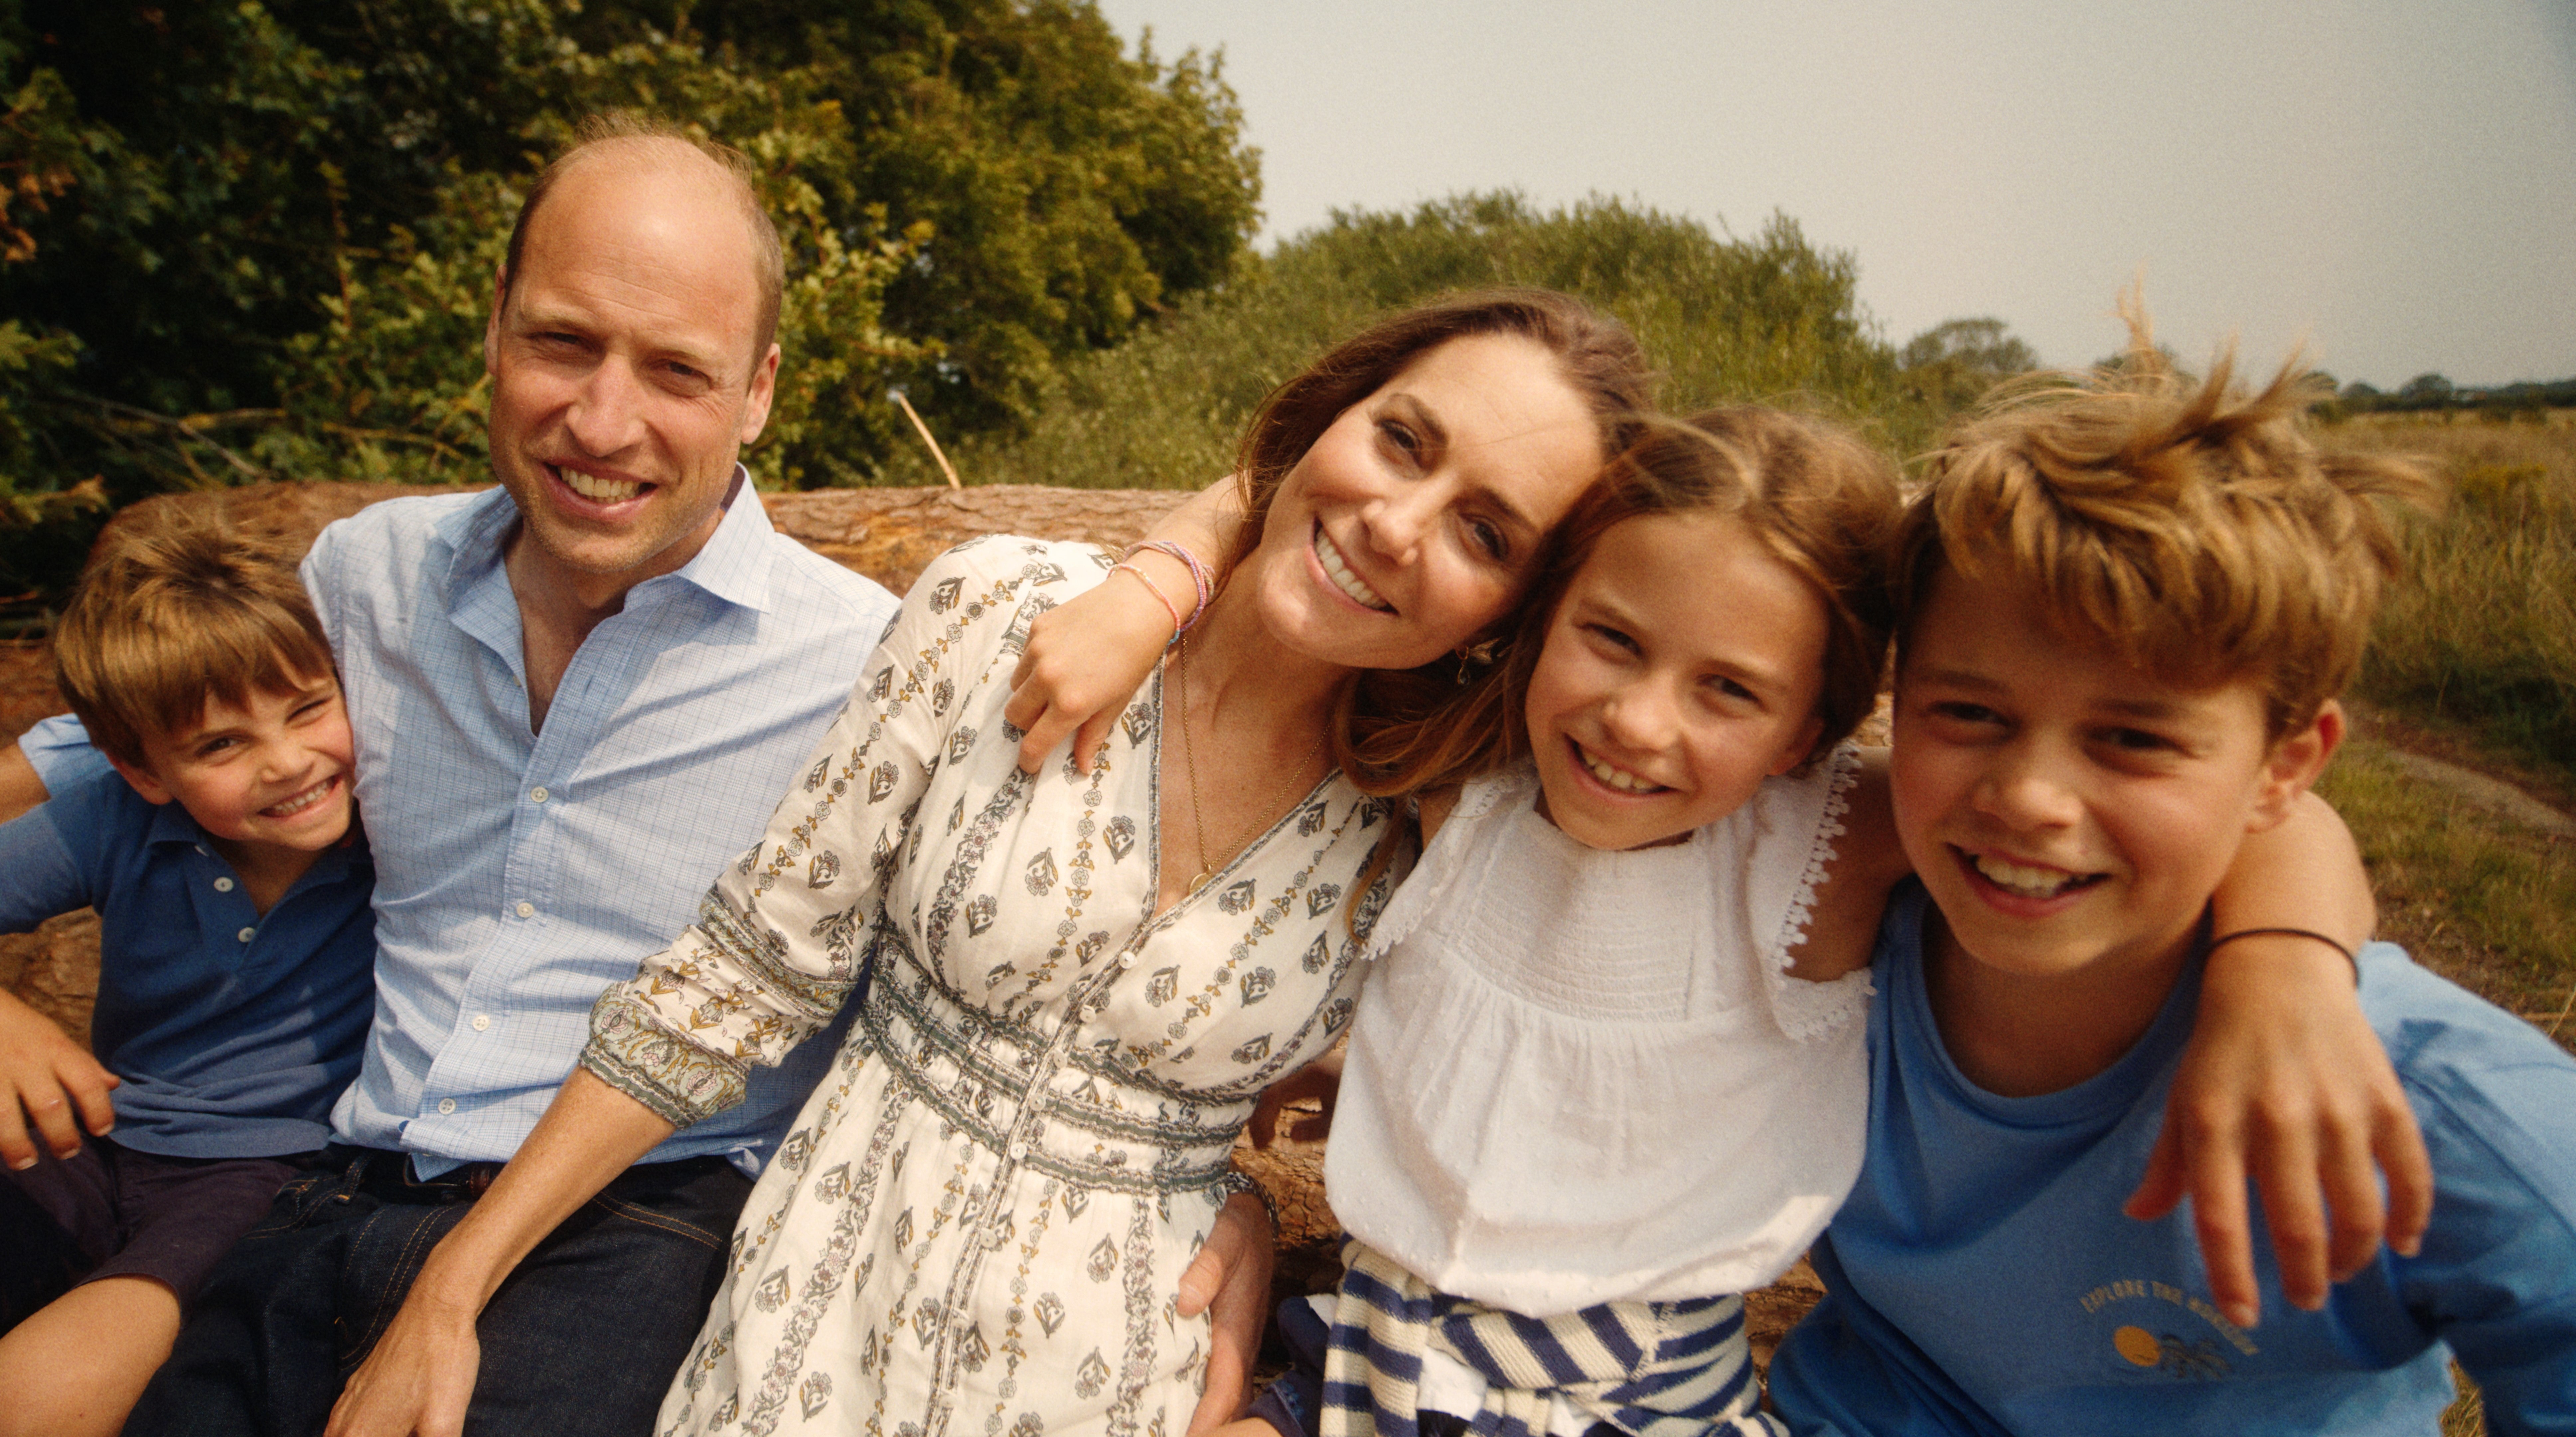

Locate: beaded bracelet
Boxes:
[2205,926,2360,985]
[1106,562,1185,635]
[1121,539,1213,634]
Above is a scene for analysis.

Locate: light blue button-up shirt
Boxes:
[317,480,898,1174]
[21,479,902,1175]
[313,481,897,1175]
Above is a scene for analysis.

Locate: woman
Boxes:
[332,290,1655,1437]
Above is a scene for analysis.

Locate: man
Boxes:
[79,118,898,1437]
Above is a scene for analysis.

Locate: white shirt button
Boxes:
[235,926,256,943]
[530,786,549,804]
[472,1014,492,1032]
[515,901,536,918]
[438,1098,457,1115]
[213,876,235,893]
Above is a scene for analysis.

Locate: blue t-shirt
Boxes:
[0,768,376,1158]
[1769,882,2576,1437]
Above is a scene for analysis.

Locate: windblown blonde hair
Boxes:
[1893,307,2441,737]
[54,511,336,769]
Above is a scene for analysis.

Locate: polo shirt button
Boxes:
[214,876,235,893]
[236,926,256,943]
[438,1098,457,1115]
[530,786,549,804]
[515,901,535,918]
[472,1014,492,1031]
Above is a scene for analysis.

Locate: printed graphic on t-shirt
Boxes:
[2077,1277,2258,1380]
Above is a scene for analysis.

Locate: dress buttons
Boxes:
[235,926,256,943]
[438,1098,457,1115]
[515,901,536,918]
[530,786,549,804]
[1004,1133,1029,1161]
[213,876,235,893]
[472,1014,492,1032]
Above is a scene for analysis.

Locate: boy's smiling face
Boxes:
[1890,566,2334,984]
[111,671,357,857]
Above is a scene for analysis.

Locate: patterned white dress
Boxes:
[582,538,1395,1437]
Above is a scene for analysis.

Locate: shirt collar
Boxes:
[144,791,372,880]
[433,464,778,615]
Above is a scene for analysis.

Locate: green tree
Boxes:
[0,0,1258,597]
[1893,316,2041,421]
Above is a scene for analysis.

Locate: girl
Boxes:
[1239,408,1902,1437]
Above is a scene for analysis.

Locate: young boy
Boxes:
[0,514,376,1437]
[1765,334,2576,1433]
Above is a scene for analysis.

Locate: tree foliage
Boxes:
[0,0,1257,596]
[893,192,2009,492]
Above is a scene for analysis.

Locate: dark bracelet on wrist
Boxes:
[2205,926,2360,985]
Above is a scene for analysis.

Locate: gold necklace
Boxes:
[1173,631,1328,894]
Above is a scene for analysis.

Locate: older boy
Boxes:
[1767,337,2576,1432]
[0,516,375,1437]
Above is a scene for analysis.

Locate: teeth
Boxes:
[264,778,335,818]
[1312,529,1392,611]
[557,466,643,503]
[1971,852,2089,898]
[1577,744,1666,795]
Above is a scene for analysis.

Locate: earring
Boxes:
[1453,639,1499,685]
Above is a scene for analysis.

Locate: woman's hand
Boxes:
[1179,1191,1276,1436]
[324,1069,675,1437]
[0,988,117,1169]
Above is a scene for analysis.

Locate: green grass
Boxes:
[2333,413,2576,795]
[2314,733,2576,1047]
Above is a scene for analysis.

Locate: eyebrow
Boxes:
[1911,665,2192,721]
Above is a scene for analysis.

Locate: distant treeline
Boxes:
[2333,373,2576,418]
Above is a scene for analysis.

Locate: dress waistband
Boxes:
[861,930,1251,1197]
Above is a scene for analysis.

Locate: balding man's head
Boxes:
[501,115,785,364]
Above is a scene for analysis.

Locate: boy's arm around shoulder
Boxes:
[1785,750,1910,984]
[2133,788,2435,1330]
[0,782,122,1169]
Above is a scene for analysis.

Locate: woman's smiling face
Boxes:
[1242,333,1604,673]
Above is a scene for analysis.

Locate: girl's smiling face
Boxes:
[1242,333,1604,673]
[1524,512,1828,852]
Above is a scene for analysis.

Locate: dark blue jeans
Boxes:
[123,1145,750,1437]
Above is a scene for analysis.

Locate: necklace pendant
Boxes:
[1188,869,1213,895]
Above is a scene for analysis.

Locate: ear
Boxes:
[738,342,782,445]
[2247,699,2345,832]
[106,754,176,808]
[484,261,509,377]
[1769,711,1828,778]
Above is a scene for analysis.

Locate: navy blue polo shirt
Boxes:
[0,768,376,1158]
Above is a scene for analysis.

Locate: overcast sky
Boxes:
[1093,0,2576,390]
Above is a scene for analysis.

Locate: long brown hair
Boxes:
[1340,406,1902,796]
[1225,288,1653,576]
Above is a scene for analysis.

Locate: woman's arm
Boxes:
[2129,789,2428,1331]
[1784,751,1910,984]
[324,1070,672,1437]
[1009,478,1245,773]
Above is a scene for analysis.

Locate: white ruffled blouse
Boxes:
[1324,751,1873,1317]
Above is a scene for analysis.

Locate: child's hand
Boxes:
[1249,1047,1344,1147]
[0,988,118,1169]
[1006,562,1178,774]
[2126,935,2433,1330]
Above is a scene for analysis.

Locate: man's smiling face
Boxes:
[482,141,779,603]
